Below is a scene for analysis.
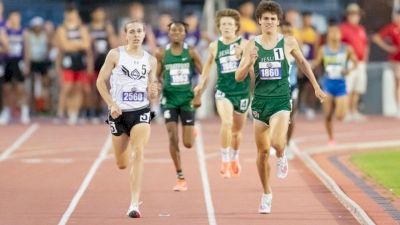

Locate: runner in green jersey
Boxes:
[156,21,202,192]
[194,9,250,178]
[236,0,326,214]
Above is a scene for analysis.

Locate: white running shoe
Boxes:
[276,155,288,179]
[127,202,142,218]
[258,193,272,214]
[20,106,30,125]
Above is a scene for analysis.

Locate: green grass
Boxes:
[351,149,400,197]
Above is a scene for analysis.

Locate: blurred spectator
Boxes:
[340,3,368,121]
[0,0,8,112]
[26,16,51,113]
[284,8,300,39]
[183,12,211,47]
[297,11,320,120]
[373,9,400,118]
[86,6,116,123]
[0,10,29,125]
[154,12,172,48]
[119,2,157,54]
[55,6,91,125]
[238,0,259,39]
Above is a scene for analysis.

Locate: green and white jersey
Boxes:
[215,37,250,96]
[253,34,291,98]
[162,43,194,93]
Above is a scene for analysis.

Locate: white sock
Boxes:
[221,148,230,162]
[263,193,272,198]
[230,148,239,161]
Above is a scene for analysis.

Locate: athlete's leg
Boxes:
[216,98,234,149]
[230,111,247,176]
[231,111,247,151]
[181,110,195,148]
[111,134,130,169]
[269,112,290,158]
[166,121,182,172]
[286,98,298,144]
[254,119,271,194]
[129,123,150,205]
[216,98,234,177]
[16,82,30,124]
[66,82,83,124]
[335,95,348,121]
[322,95,335,141]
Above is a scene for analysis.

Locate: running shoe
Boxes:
[173,179,188,192]
[220,162,231,178]
[258,193,272,214]
[127,203,141,218]
[276,155,288,179]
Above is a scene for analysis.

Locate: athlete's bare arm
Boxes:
[286,36,326,102]
[0,28,8,54]
[236,39,257,82]
[344,45,358,75]
[155,48,165,85]
[372,33,397,54]
[148,55,159,100]
[96,48,121,118]
[311,47,324,70]
[195,41,216,93]
[189,47,203,75]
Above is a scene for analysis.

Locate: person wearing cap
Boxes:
[339,3,369,121]
[25,16,51,113]
[373,10,400,119]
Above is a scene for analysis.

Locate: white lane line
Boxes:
[0,123,39,161]
[292,141,376,225]
[195,123,217,225]
[58,134,112,225]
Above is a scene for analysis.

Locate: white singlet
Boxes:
[110,46,151,111]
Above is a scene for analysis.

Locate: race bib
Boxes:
[219,55,239,74]
[122,91,145,102]
[94,40,108,54]
[258,61,282,80]
[170,68,190,86]
[325,64,342,79]
[9,43,23,57]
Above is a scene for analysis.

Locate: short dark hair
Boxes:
[168,21,188,33]
[255,0,283,21]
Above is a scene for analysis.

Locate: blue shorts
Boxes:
[322,77,347,97]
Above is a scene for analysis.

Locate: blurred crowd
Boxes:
[0,0,399,126]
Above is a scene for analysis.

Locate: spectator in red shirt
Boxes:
[340,3,367,121]
[373,10,400,118]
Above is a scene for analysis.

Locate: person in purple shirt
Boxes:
[0,10,30,125]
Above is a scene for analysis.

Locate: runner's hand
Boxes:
[315,88,327,103]
[110,103,122,119]
[248,46,258,66]
[149,82,158,100]
[192,85,202,108]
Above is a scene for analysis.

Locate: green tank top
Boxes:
[162,43,194,93]
[253,35,291,98]
[215,37,250,96]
